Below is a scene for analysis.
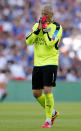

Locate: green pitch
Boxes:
[0,102,81,131]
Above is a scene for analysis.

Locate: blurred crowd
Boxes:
[0,0,81,82]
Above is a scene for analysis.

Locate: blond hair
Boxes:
[42,4,54,13]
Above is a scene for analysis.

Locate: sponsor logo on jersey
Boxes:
[35,37,47,45]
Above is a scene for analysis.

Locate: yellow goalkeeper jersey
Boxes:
[26,21,63,66]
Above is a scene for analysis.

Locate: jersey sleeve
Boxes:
[25,23,38,45]
[43,24,63,47]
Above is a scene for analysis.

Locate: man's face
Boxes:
[42,9,53,21]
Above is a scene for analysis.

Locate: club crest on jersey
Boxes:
[47,28,51,32]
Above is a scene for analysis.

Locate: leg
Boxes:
[33,89,42,98]
[41,86,54,128]
[0,89,8,101]
[33,87,55,111]
[43,87,59,127]
[41,66,58,128]
[44,86,52,94]
[32,67,45,108]
[33,89,45,108]
[44,86,54,119]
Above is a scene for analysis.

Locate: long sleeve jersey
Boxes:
[26,21,63,66]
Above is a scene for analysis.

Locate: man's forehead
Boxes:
[42,9,49,13]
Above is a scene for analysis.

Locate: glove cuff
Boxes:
[42,29,48,34]
[34,29,41,35]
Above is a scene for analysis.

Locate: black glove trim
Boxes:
[42,29,48,34]
[34,29,41,35]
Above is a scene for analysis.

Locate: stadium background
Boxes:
[0,0,81,131]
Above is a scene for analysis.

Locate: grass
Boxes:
[0,102,81,131]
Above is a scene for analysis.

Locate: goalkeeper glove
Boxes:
[34,16,48,35]
[38,16,48,30]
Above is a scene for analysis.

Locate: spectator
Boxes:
[0,70,8,101]
[8,60,27,81]
[0,0,81,81]
[66,69,77,82]
[0,51,7,70]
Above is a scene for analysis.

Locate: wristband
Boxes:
[33,29,41,35]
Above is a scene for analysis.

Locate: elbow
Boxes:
[26,39,33,45]
[26,39,30,45]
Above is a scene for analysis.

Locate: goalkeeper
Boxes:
[26,4,63,128]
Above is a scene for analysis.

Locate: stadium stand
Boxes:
[0,0,81,81]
